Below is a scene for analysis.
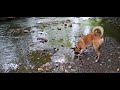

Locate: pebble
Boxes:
[117,47,120,49]
[117,68,120,72]
[79,64,82,67]
[64,24,67,26]
[71,69,76,72]
[43,62,50,67]
[60,65,64,71]
[23,30,29,33]
[68,66,72,68]
[87,57,90,60]
[41,49,45,51]
[110,53,113,55]
[53,48,59,51]
[49,53,53,55]
[107,66,110,68]
[38,68,44,71]
[69,24,72,27]
[65,70,68,73]
[61,45,64,47]
[57,27,61,30]
[108,59,111,62]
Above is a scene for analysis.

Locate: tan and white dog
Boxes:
[72,26,104,62]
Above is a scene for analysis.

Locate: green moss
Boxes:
[65,41,72,47]
[58,38,64,43]
[29,51,52,66]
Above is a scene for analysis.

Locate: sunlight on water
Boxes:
[83,26,91,35]
[3,63,18,73]
[81,17,91,20]
[70,24,80,47]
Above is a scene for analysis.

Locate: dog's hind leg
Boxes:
[93,41,102,62]
[95,52,100,62]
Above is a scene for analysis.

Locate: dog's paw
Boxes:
[95,59,99,62]
[95,56,98,59]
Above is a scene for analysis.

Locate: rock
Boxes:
[61,45,64,47]
[117,47,120,49]
[110,53,113,55]
[108,59,111,62]
[43,62,50,67]
[31,31,35,33]
[68,66,72,68]
[64,24,67,26]
[16,28,22,31]
[69,24,72,27]
[45,67,51,71]
[52,38,55,40]
[79,64,82,67]
[87,57,90,60]
[53,48,59,51]
[41,49,45,51]
[65,70,68,73]
[23,30,29,33]
[107,66,110,68]
[38,68,44,71]
[71,69,76,72]
[60,65,64,71]
[9,29,14,32]
[49,53,53,55]
[57,27,61,30]
[37,38,48,42]
[117,68,120,72]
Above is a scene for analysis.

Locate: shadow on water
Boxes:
[0,17,120,73]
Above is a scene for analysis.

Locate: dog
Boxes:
[71,26,104,62]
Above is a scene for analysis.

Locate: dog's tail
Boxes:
[91,26,104,37]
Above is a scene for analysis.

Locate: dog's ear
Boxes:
[70,47,75,50]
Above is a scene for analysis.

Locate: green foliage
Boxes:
[88,18,103,26]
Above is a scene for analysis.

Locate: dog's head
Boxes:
[71,45,81,55]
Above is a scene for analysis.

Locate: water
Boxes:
[0,17,120,73]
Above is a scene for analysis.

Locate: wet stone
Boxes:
[61,45,64,47]
[69,24,72,27]
[65,70,68,73]
[64,24,67,26]
[23,30,30,33]
[57,27,61,30]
